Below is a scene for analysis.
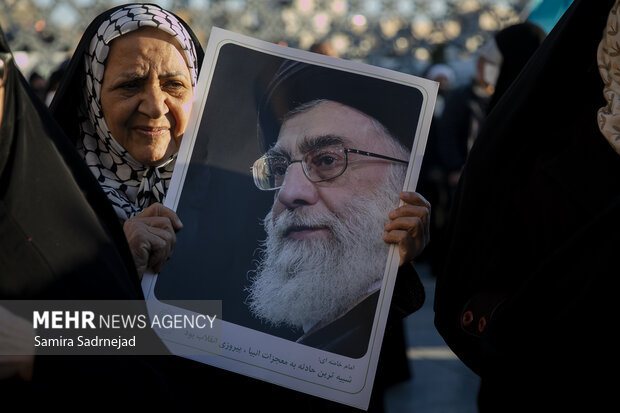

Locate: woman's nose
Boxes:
[139,82,168,119]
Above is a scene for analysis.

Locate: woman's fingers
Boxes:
[384,191,431,266]
[123,203,182,278]
[138,203,183,231]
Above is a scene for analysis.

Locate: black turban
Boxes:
[257,60,424,151]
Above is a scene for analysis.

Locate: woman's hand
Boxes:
[123,203,183,278]
[383,191,431,266]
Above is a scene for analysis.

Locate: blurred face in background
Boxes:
[476,56,499,96]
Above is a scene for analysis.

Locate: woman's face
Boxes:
[100,27,192,165]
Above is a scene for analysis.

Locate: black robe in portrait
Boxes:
[297,263,424,361]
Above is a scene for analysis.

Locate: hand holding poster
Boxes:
[142,27,437,410]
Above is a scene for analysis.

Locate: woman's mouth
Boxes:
[134,126,169,137]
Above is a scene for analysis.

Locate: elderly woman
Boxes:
[51,3,204,277]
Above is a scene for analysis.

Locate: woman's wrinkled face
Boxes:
[100,27,192,165]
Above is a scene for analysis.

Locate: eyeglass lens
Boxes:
[304,146,347,182]
[254,145,347,190]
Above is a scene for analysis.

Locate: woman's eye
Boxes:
[163,80,186,90]
[120,81,139,90]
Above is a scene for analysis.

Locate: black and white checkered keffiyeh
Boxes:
[77,3,199,222]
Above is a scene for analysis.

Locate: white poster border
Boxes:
[142,27,438,410]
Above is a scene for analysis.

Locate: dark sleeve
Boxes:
[387,262,425,323]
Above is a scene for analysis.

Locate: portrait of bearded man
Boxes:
[247,61,430,358]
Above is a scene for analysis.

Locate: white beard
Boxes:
[247,184,400,330]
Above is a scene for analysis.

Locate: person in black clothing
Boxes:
[434,0,619,410]
[0,20,179,405]
[437,21,546,184]
[426,22,545,277]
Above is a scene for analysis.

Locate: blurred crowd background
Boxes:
[1,0,565,87]
[0,0,572,279]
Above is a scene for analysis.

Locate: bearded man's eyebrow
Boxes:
[299,135,346,153]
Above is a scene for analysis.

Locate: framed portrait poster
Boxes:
[142,27,437,410]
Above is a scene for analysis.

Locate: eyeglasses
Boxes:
[0,52,12,88]
[252,144,408,191]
